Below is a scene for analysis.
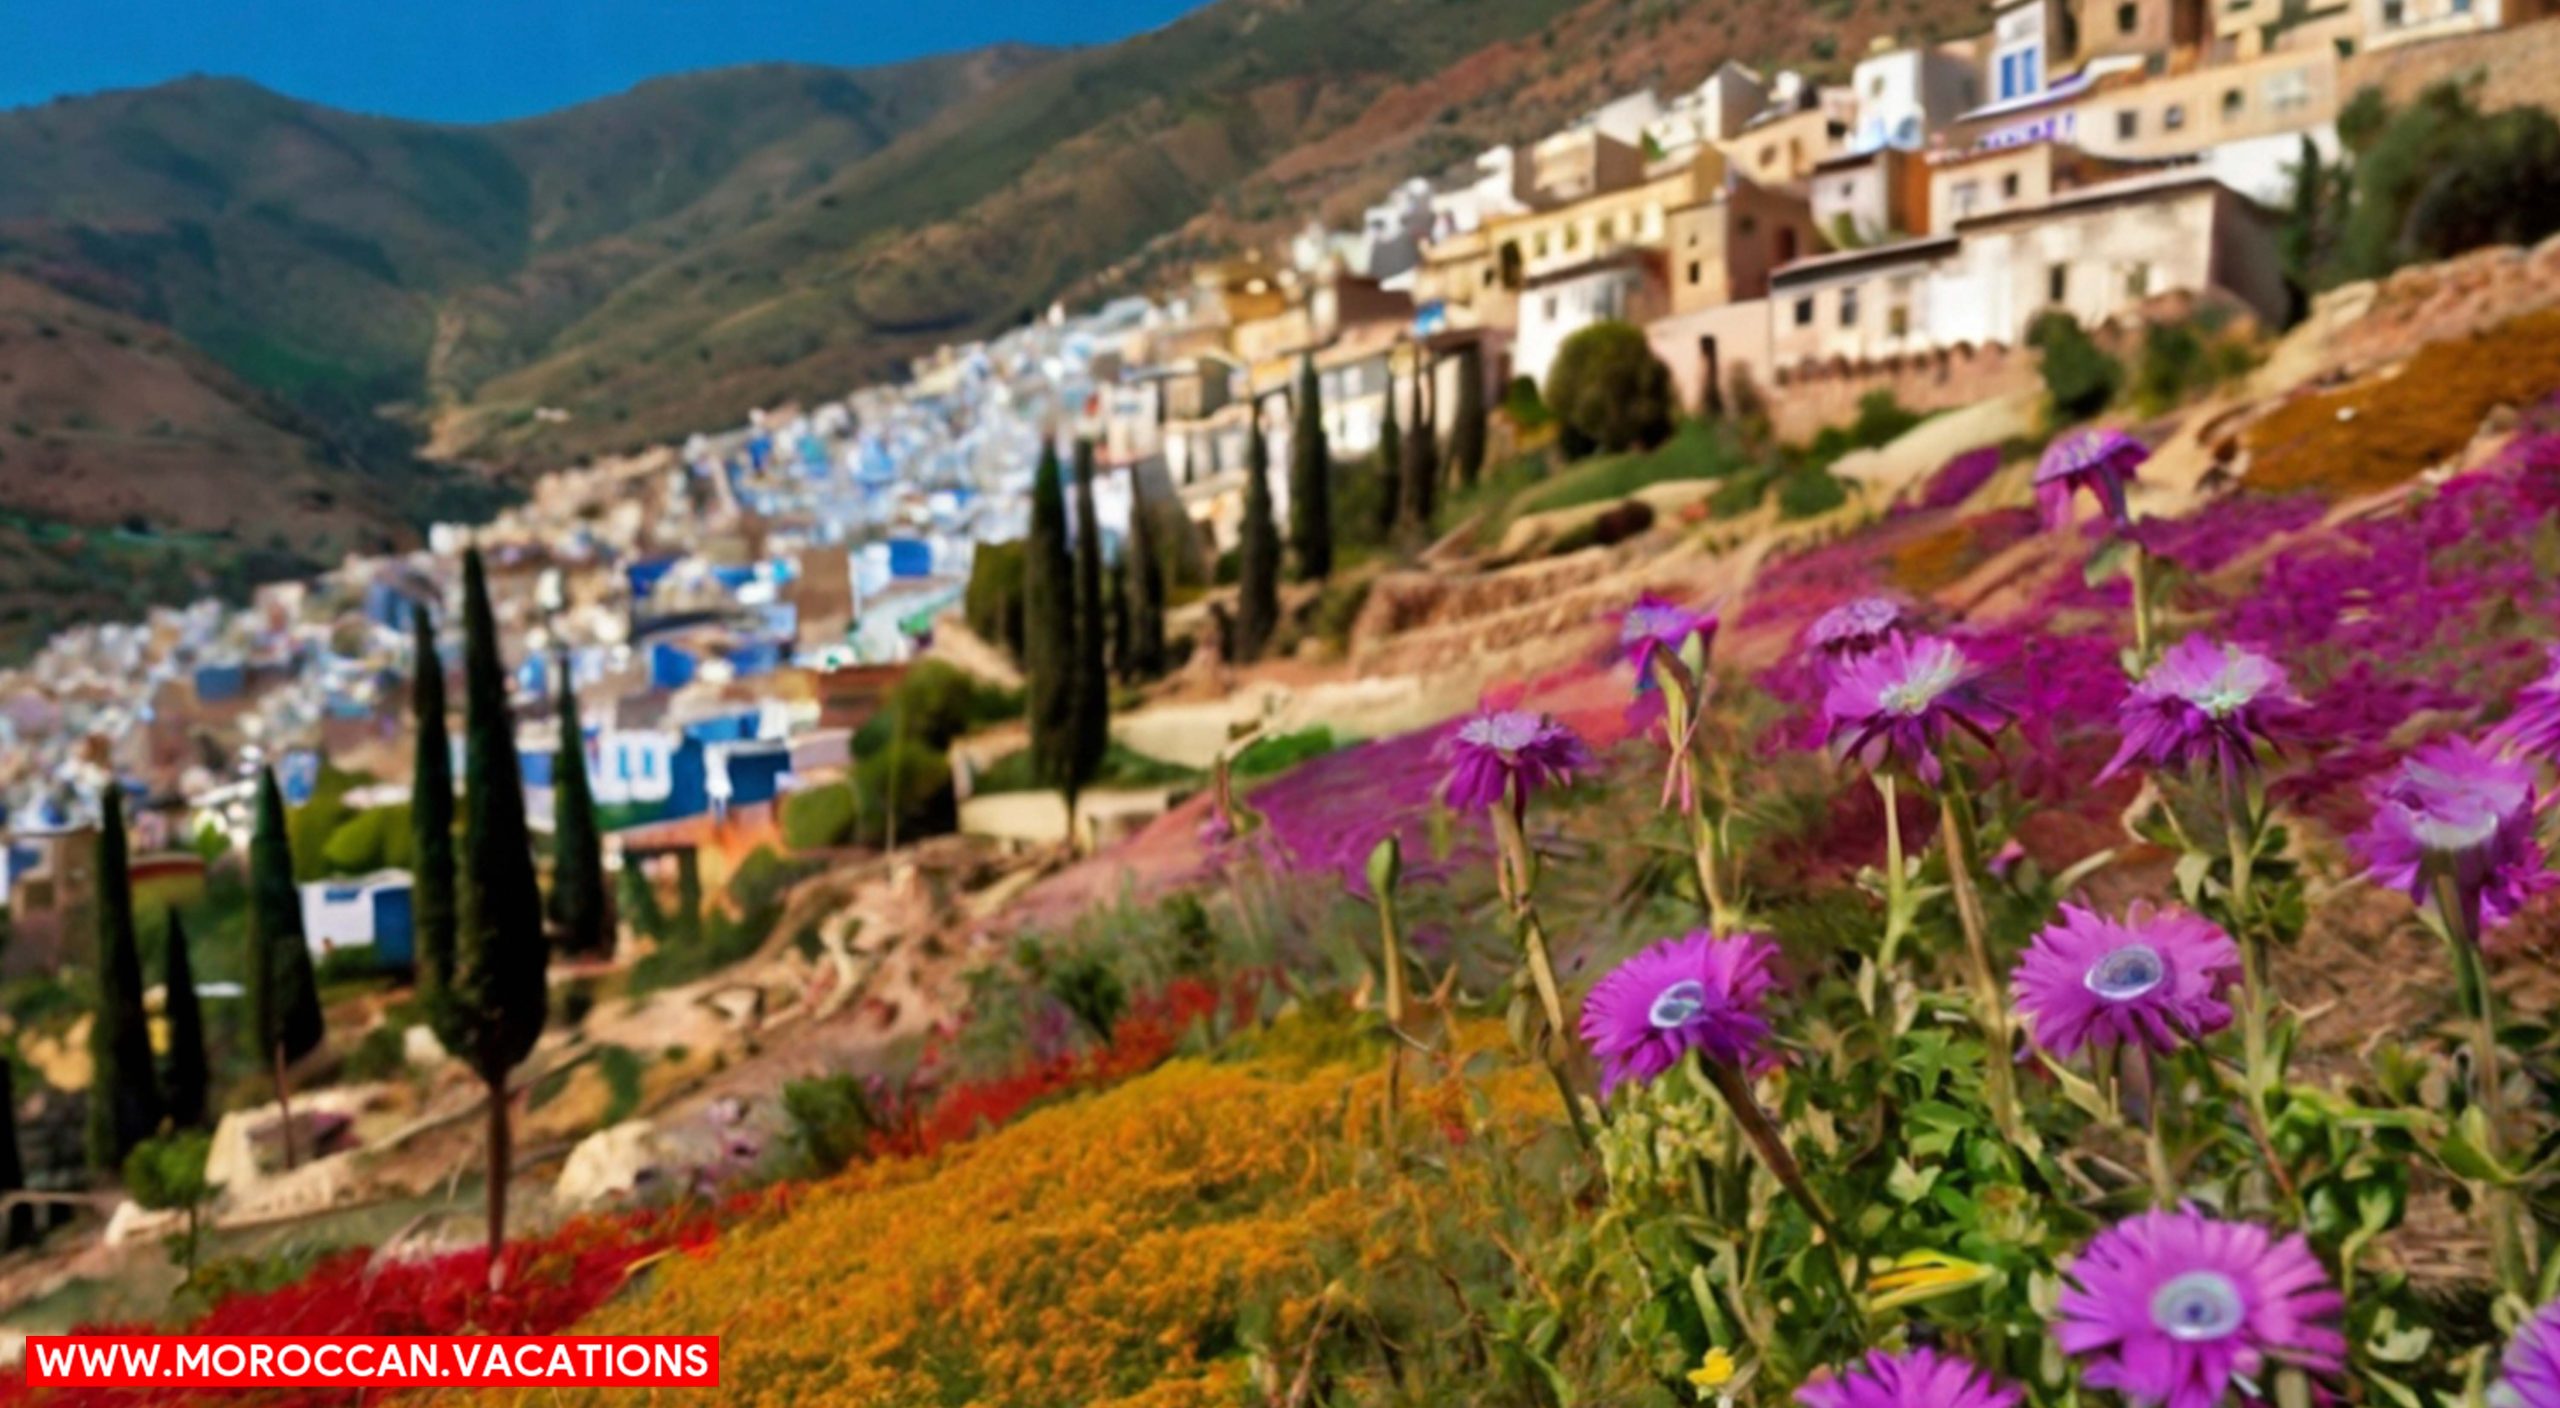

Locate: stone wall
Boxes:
[1763,342,2044,442]
[2342,17,2560,111]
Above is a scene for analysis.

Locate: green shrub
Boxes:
[1502,375,1551,430]
[597,1044,645,1127]
[1543,322,1675,458]
[1042,952,1128,1042]
[853,740,955,846]
[780,781,858,851]
[962,540,1028,660]
[782,1071,883,1176]
[1232,726,1338,778]
[341,1023,408,1084]
[2027,310,2123,424]
[123,1132,217,1280]
[320,804,411,876]
[1776,465,1850,519]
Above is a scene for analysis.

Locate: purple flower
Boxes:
[2098,636,2307,784]
[2056,1207,2346,1408]
[1617,592,1717,677]
[2499,1297,2560,1408]
[1576,930,1778,1097]
[2352,736,2554,939]
[2495,644,2560,762]
[2036,427,2148,532]
[1822,634,2008,784]
[1807,596,1910,667]
[1797,1348,2021,1408]
[2011,903,2239,1059]
[1440,709,1596,812]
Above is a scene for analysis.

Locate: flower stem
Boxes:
[1492,798,1595,1152]
[1701,1059,1855,1276]
[2436,871,2533,1298]
[1653,654,1738,935]
[1936,783,2031,1153]
[1878,772,1909,971]
[2127,540,2156,668]
[2134,1049,2177,1206]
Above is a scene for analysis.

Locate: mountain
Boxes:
[0,0,1994,647]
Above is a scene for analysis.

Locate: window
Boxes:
[2117,109,2140,138]
[1794,297,1816,326]
[1888,306,1911,336]
[2048,263,2069,303]
[1739,214,1758,236]
[2164,103,2186,130]
[1951,178,1981,218]
[2221,87,2244,119]
[1597,215,1614,243]
[1840,286,1860,327]
[2125,263,2152,299]
[1868,76,1887,98]
[1543,295,1559,319]
[1688,260,1703,286]
[2116,1,2139,31]
[2267,69,2311,111]
[2381,0,2403,23]
[1759,147,1778,170]
[2001,172,2021,198]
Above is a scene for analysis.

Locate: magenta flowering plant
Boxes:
[1805,595,1911,676]
[1821,634,2008,787]
[1441,707,1597,815]
[1794,1348,2020,1408]
[2035,427,2148,534]
[2351,735,2552,943]
[2500,1298,2560,1408]
[1617,591,1718,682]
[2055,1206,2346,1408]
[2496,643,2560,764]
[1578,930,1778,1098]
[2010,903,2238,1060]
[2098,636,2306,786]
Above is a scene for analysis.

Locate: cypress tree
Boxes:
[1025,441,1077,798]
[246,767,322,1167]
[1124,488,1167,680]
[85,786,160,1176]
[1235,408,1281,663]
[410,604,457,1013]
[0,1063,31,1249]
[1399,356,1439,539]
[160,910,209,1132]
[1450,344,1488,490]
[1374,383,1402,543]
[1288,356,1331,582]
[1068,441,1110,811]
[548,663,608,957]
[452,546,550,1273]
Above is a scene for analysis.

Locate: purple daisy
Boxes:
[2352,736,2554,939]
[2011,903,2239,1059]
[1797,1348,2021,1408]
[1806,595,1910,667]
[1617,591,1717,676]
[1576,930,1778,1097]
[2036,427,2149,533]
[1822,633,2009,785]
[2098,636,2307,784]
[2494,644,2560,763]
[2056,1207,2346,1408]
[1440,709,1596,812]
[2499,1297,2560,1408]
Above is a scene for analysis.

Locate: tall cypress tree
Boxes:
[410,604,457,1013]
[160,910,209,1132]
[1450,344,1488,490]
[1288,356,1332,583]
[1399,355,1439,539]
[1124,487,1167,681]
[85,786,160,1176]
[548,663,608,957]
[453,546,550,1274]
[1068,441,1110,814]
[1374,382,1402,543]
[1236,408,1282,663]
[1025,442,1077,798]
[0,1064,31,1249]
[247,767,322,1167]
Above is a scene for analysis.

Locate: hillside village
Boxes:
[3,0,2560,1395]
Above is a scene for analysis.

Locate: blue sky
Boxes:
[0,0,1214,123]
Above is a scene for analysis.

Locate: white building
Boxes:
[1515,253,1665,389]
[1646,63,1769,157]
[1426,146,1536,242]
[1850,45,1982,153]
